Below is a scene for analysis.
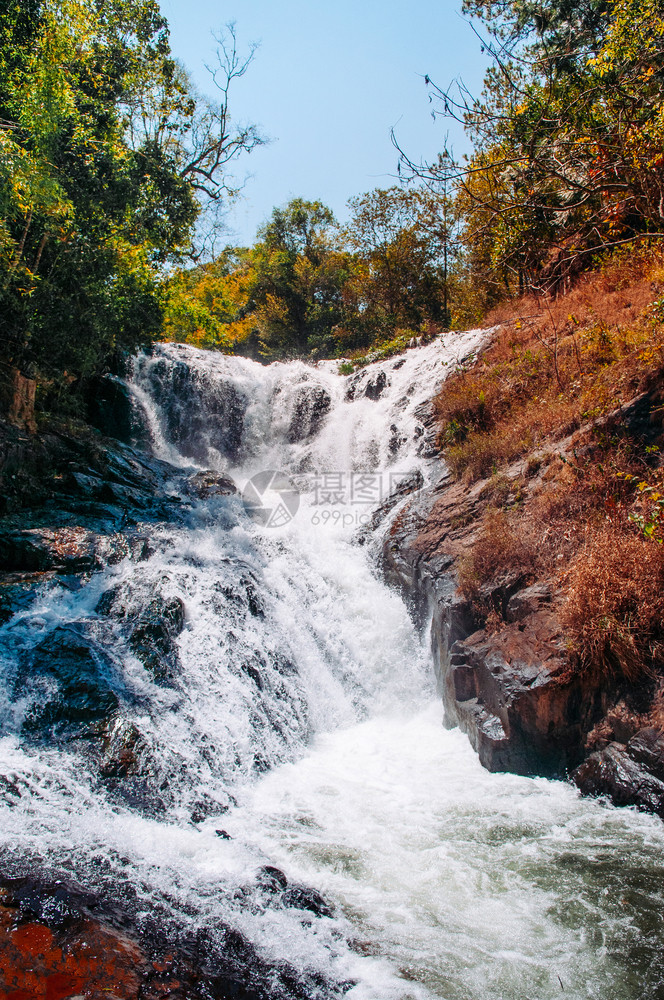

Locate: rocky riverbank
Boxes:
[381,378,664,820]
[0,408,352,999]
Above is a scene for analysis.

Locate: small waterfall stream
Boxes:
[1,333,663,998]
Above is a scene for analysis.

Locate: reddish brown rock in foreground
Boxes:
[0,868,348,1000]
[0,882,169,1000]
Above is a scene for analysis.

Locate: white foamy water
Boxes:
[1,333,663,998]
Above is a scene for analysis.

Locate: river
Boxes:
[1,333,663,998]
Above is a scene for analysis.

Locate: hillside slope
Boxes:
[384,250,664,817]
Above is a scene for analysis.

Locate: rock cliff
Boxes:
[381,395,664,815]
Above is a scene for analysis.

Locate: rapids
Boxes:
[1,333,663,998]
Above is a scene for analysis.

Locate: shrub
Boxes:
[457,509,535,605]
[560,529,664,684]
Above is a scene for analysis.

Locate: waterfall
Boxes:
[1,333,664,999]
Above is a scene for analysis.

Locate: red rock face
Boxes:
[0,895,147,1000]
[0,871,344,1000]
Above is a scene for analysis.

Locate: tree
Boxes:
[406,0,664,293]
[344,185,457,331]
[0,1,263,405]
[250,198,349,356]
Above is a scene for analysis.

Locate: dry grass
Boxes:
[436,245,664,482]
[457,508,536,605]
[560,528,664,684]
[443,246,664,691]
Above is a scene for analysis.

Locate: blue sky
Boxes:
[160,0,489,246]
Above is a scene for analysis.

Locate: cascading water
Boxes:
[1,333,664,999]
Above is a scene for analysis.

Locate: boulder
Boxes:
[444,614,598,776]
[0,526,129,574]
[572,727,664,817]
[0,867,349,1000]
[363,370,389,401]
[141,358,246,462]
[287,383,331,443]
[19,624,121,738]
[97,591,186,686]
[187,470,238,498]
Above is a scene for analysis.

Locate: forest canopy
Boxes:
[3,0,664,394]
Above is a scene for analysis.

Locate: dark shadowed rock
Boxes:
[18,623,121,738]
[97,590,186,686]
[363,370,389,401]
[505,582,552,623]
[287,384,331,443]
[142,357,246,462]
[444,617,598,776]
[255,866,335,919]
[281,885,334,919]
[572,728,664,817]
[129,596,185,685]
[86,374,141,444]
[0,571,55,624]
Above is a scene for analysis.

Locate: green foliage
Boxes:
[163,188,456,362]
[617,472,664,544]
[425,0,664,296]
[0,2,261,407]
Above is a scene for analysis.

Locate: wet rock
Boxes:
[363,370,389,401]
[255,867,335,919]
[381,470,607,777]
[388,422,407,456]
[188,469,238,498]
[345,369,390,403]
[0,866,351,1000]
[573,728,664,817]
[0,571,55,624]
[142,357,246,462]
[18,623,121,738]
[287,383,331,443]
[128,596,186,685]
[0,773,23,807]
[99,717,148,779]
[256,865,289,892]
[354,470,423,546]
[281,885,334,919]
[97,587,186,687]
[0,526,136,575]
[0,414,184,534]
[86,374,140,444]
